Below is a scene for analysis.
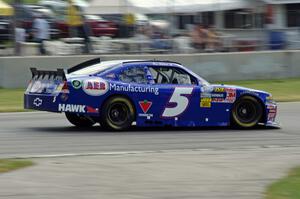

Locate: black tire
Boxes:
[232,96,263,128]
[65,113,96,127]
[100,96,135,131]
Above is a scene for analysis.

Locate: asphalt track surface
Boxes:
[0,102,299,159]
[0,103,300,199]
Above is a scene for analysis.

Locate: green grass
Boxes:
[0,159,34,173]
[216,78,300,102]
[0,88,25,112]
[0,78,300,112]
[265,166,300,199]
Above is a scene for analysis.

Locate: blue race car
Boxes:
[24,58,278,130]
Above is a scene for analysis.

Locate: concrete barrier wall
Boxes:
[0,50,300,88]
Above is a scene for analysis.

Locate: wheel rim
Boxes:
[235,100,257,124]
[107,102,129,126]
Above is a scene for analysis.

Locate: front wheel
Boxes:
[100,96,135,131]
[65,113,96,127]
[232,96,263,128]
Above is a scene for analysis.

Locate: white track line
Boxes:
[0,111,48,116]
[6,145,300,159]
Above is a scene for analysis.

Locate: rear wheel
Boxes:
[100,96,135,130]
[232,96,263,128]
[65,113,96,127]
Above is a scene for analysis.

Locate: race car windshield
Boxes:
[186,69,210,86]
[70,61,122,76]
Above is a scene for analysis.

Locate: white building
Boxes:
[264,0,300,29]
[85,0,300,30]
[171,0,300,50]
[85,0,300,50]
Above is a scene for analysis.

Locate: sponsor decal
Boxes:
[211,88,236,103]
[268,112,276,121]
[214,87,225,92]
[267,105,277,121]
[139,113,153,119]
[138,100,153,119]
[210,93,226,102]
[202,93,224,98]
[72,80,82,89]
[201,93,211,98]
[105,73,116,79]
[61,88,70,94]
[139,100,152,113]
[60,93,69,102]
[201,85,214,93]
[200,98,212,108]
[54,83,63,93]
[268,114,275,120]
[30,81,42,93]
[33,98,43,107]
[200,89,226,107]
[60,82,70,94]
[87,106,99,113]
[267,105,277,110]
[110,83,159,95]
[152,62,175,66]
[224,88,236,102]
[162,87,194,117]
[58,104,85,113]
[211,93,224,98]
[83,78,109,96]
[212,98,225,102]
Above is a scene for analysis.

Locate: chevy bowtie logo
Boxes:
[33,98,43,107]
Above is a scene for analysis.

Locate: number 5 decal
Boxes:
[162,87,194,117]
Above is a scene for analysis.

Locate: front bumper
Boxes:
[265,121,281,128]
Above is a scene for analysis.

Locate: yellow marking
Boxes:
[200,98,212,108]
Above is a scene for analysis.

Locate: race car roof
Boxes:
[69,59,183,76]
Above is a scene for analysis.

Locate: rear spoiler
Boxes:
[30,68,66,80]
[29,57,101,80]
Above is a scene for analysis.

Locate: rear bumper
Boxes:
[24,93,100,116]
[24,93,60,113]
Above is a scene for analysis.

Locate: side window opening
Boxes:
[149,67,172,84]
[118,66,148,84]
[149,66,197,85]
